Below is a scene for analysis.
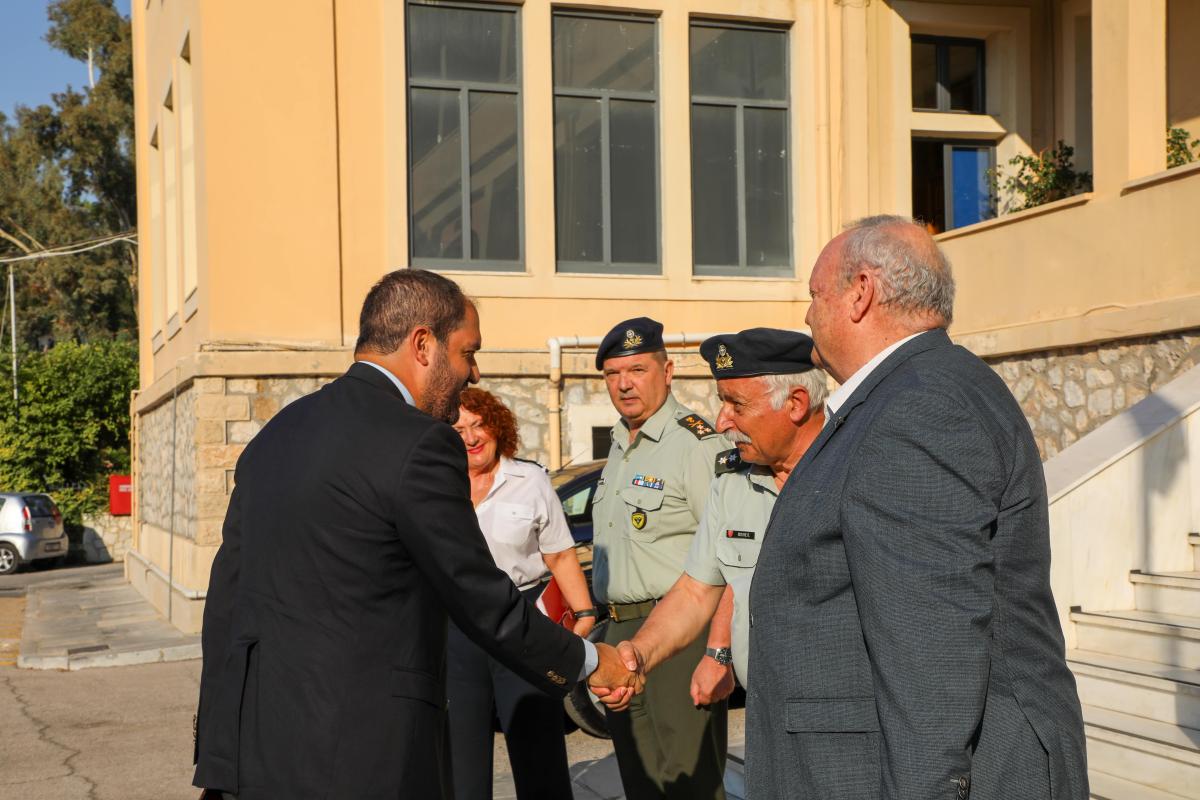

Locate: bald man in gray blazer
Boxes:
[745,217,1087,799]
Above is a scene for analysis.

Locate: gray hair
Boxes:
[762,369,828,413]
[841,215,955,325]
[355,269,471,354]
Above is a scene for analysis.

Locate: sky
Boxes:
[0,0,132,121]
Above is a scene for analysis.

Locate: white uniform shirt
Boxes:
[475,457,576,589]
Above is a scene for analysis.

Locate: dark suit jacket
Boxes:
[746,330,1088,800]
[193,362,584,799]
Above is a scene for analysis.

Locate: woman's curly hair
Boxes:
[459,387,520,459]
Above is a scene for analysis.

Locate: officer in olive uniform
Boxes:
[595,329,826,713]
[591,317,729,800]
[684,330,827,687]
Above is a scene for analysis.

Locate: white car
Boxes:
[0,493,68,575]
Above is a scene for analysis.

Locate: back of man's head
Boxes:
[355,269,469,355]
[841,215,955,327]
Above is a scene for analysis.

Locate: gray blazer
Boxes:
[745,330,1087,800]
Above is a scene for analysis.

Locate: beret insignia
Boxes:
[715,344,734,371]
[622,329,644,349]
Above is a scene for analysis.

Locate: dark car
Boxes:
[548,460,610,737]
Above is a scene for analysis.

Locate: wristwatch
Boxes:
[704,647,733,666]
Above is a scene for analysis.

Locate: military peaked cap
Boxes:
[595,317,666,369]
[700,328,816,378]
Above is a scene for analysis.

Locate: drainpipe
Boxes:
[545,331,727,471]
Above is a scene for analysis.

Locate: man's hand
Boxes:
[588,641,644,712]
[690,656,734,706]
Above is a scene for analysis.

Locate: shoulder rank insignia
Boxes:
[678,413,716,439]
[715,344,734,370]
[513,457,549,473]
[622,329,643,349]
[714,448,742,475]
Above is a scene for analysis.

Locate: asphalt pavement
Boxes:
[0,562,747,798]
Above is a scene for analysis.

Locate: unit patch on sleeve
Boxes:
[725,530,756,540]
[631,474,665,490]
[678,414,715,438]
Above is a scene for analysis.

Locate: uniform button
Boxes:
[749,612,755,627]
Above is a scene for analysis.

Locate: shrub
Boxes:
[0,339,137,525]
[1167,126,1200,168]
[989,140,1092,214]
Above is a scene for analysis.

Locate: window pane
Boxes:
[409,88,463,259]
[408,5,518,85]
[469,92,520,261]
[554,97,604,262]
[947,44,981,112]
[950,146,991,228]
[690,26,786,101]
[744,107,789,266]
[911,40,938,110]
[553,15,655,93]
[609,99,657,264]
[911,139,946,234]
[691,105,738,266]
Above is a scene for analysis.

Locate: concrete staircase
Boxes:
[1068,532,1200,799]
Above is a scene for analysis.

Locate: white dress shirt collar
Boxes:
[825,330,930,418]
[358,360,416,406]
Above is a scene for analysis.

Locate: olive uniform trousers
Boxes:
[603,616,727,800]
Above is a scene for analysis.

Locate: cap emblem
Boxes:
[715,344,734,370]
[623,329,644,349]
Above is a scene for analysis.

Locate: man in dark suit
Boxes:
[193,270,636,799]
[743,217,1088,799]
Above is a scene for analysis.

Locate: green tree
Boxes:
[0,0,136,347]
[0,340,137,524]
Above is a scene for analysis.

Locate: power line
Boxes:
[0,231,137,265]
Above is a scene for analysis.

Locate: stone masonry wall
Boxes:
[138,385,195,536]
[79,511,133,563]
[985,328,1200,459]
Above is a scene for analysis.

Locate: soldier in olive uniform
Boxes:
[591,317,729,800]
[595,328,826,697]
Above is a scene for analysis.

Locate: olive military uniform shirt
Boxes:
[592,394,727,605]
[683,455,779,686]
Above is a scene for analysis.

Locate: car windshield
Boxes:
[23,495,58,518]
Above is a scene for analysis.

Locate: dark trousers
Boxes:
[604,616,728,800]
[447,602,574,800]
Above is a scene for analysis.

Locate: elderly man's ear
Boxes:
[787,387,811,424]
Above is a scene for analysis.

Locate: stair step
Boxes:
[1071,609,1200,670]
[1130,571,1200,616]
[1082,705,1200,797]
[1089,769,1192,799]
[1068,650,1200,729]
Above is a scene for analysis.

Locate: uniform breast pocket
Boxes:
[492,502,536,545]
[715,534,761,570]
[621,486,665,541]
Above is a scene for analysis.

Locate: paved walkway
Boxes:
[11,564,200,671]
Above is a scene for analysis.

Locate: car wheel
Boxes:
[0,543,20,575]
[564,620,611,739]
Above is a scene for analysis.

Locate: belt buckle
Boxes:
[607,603,622,623]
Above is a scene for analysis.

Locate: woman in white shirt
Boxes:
[448,387,596,800]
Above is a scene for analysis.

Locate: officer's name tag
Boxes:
[631,474,664,490]
[725,530,756,540]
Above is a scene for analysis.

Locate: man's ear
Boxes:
[848,270,875,324]
[663,358,675,385]
[411,325,435,367]
[787,387,810,424]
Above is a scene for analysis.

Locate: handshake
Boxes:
[586,641,648,712]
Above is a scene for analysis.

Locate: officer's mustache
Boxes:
[723,430,751,445]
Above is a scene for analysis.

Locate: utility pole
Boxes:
[7,264,17,412]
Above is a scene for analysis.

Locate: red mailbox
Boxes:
[109,475,132,516]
